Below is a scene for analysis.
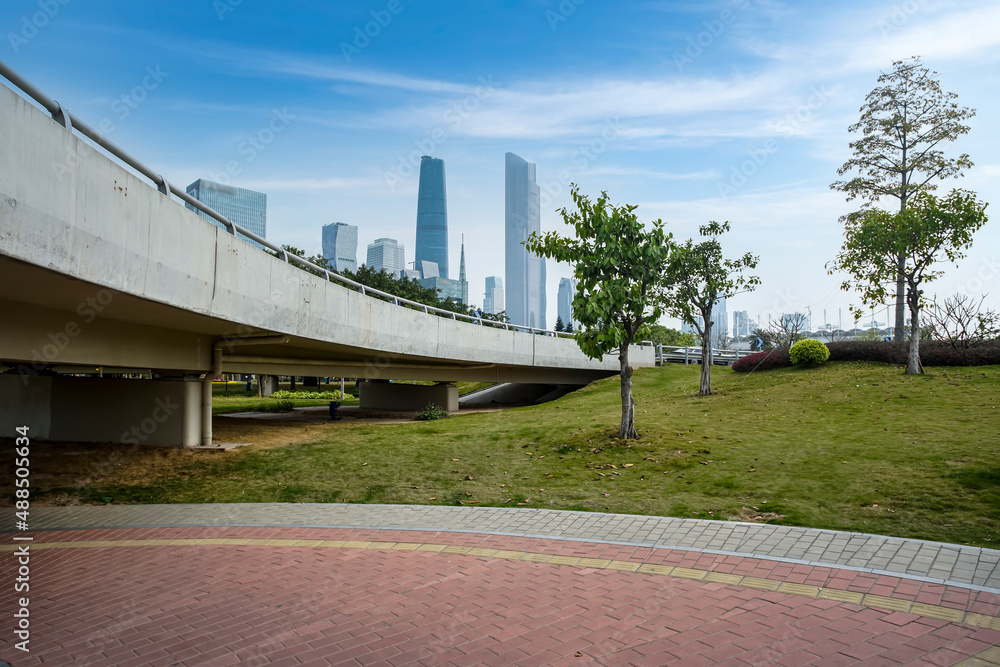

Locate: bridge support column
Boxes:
[0,374,203,447]
[359,381,459,412]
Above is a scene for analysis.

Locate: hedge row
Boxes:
[732,339,1000,372]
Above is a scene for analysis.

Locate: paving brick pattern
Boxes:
[7,504,999,590]
[1,522,998,665]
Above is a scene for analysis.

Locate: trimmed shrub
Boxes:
[826,340,1000,366]
[415,403,450,421]
[790,339,830,366]
[271,390,342,400]
[731,347,791,373]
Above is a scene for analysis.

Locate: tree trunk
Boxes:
[699,319,713,396]
[906,294,923,375]
[894,252,907,342]
[618,344,638,439]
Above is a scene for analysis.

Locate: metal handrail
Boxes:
[0,58,635,343]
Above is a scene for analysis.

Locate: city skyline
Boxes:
[9,1,998,328]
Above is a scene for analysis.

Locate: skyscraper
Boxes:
[733,310,749,337]
[322,222,358,273]
[557,277,578,330]
[415,156,449,279]
[484,276,504,315]
[505,152,546,329]
[367,238,405,274]
[185,179,266,249]
[418,238,468,305]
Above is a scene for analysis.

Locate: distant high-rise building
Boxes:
[557,278,578,330]
[185,179,266,249]
[712,296,727,339]
[484,276,504,315]
[733,310,749,337]
[505,152,546,329]
[415,156,449,279]
[414,260,439,279]
[681,297,728,340]
[367,238,405,275]
[782,312,811,331]
[322,222,358,273]
[419,238,468,305]
[458,237,468,305]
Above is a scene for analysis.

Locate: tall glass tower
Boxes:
[322,222,358,273]
[505,152,546,329]
[366,238,405,274]
[415,156,449,279]
[484,276,504,315]
[185,179,266,250]
[557,277,577,330]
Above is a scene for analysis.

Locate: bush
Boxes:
[271,390,341,400]
[731,347,791,373]
[790,339,830,366]
[415,403,450,420]
[826,340,1000,366]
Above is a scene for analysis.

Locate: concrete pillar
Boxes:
[0,374,203,447]
[359,381,459,412]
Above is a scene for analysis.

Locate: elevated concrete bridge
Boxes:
[0,64,653,447]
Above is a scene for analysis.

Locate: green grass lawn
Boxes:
[39,362,1000,547]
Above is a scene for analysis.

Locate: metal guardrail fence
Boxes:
[655,345,755,366]
[0,58,642,344]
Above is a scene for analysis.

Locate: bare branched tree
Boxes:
[924,293,1000,348]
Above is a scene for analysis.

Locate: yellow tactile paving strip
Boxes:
[7,538,1000,632]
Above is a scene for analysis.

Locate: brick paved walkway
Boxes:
[1,505,998,665]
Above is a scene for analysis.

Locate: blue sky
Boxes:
[4,0,999,331]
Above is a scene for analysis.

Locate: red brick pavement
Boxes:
[0,526,997,665]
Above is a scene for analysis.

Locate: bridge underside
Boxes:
[0,258,618,447]
[0,257,616,385]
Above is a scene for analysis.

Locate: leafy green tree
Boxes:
[646,324,697,348]
[526,187,673,439]
[554,316,565,332]
[663,222,759,395]
[828,189,988,374]
[831,57,976,342]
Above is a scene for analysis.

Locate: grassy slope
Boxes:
[46,363,1000,547]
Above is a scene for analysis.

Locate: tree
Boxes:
[831,57,976,342]
[554,316,565,332]
[525,187,673,439]
[828,189,988,374]
[565,322,573,333]
[663,222,759,395]
[924,293,1000,348]
[646,324,697,348]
